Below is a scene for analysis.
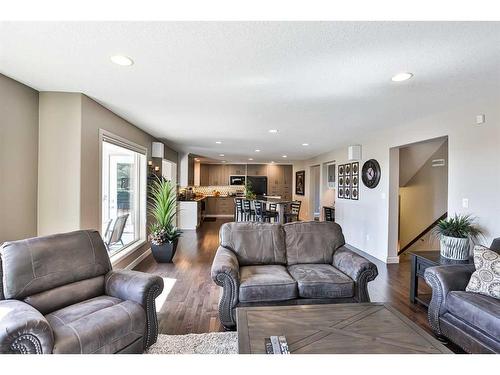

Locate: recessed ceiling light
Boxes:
[255,149,261,152]
[248,158,254,161]
[391,72,413,82]
[302,143,309,146]
[268,129,278,134]
[221,160,227,163]
[110,55,134,66]
[282,155,287,158]
[215,141,222,144]
[219,154,225,157]
[270,161,275,164]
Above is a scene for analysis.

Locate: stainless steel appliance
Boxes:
[229,175,246,185]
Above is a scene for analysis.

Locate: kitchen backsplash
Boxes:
[191,185,245,196]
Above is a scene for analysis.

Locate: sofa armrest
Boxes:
[211,246,240,329]
[0,300,54,354]
[333,246,378,302]
[424,264,475,335]
[105,270,164,348]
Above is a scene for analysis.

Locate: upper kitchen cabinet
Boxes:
[200,163,210,186]
[247,164,268,176]
[227,164,246,176]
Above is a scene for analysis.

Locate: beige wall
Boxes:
[37,93,178,268]
[0,74,39,243]
[399,140,448,248]
[37,93,82,236]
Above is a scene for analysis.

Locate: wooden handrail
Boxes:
[398,212,448,255]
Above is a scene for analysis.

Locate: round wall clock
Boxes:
[361,159,381,189]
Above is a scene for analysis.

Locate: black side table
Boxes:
[409,251,474,307]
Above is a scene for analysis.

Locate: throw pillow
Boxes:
[466,245,500,299]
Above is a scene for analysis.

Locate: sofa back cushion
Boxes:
[284,221,345,265]
[0,230,111,300]
[220,222,287,266]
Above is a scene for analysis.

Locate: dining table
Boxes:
[250,197,294,223]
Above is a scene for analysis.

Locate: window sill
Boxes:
[110,239,148,266]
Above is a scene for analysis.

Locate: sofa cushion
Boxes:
[288,264,354,299]
[239,265,297,302]
[446,291,500,339]
[45,295,145,354]
[283,221,345,265]
[0,230,111,299]
[220,222,286,266]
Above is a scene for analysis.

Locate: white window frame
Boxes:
[99,129,147,264]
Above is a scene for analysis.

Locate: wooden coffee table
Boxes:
[237,303,452,354]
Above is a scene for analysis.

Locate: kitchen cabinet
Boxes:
[200,164,210,186]
[247,164,268,176]
[205,196,235,217]
[227,164,246,176]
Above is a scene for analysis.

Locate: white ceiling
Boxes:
[1,22,499,163]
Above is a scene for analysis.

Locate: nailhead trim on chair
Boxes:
[356,267,378,303]
[10,334,43,354]
[144,284,161,349]
[424,271,444,336]
[215,272,238,330]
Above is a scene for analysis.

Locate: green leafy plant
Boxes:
[245,180,256,199]
[433,214,483,240]
[148,176,181,245]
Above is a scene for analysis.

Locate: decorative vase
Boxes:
[440,235,470,260]
[151,239,178,263]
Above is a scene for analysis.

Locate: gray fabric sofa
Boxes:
[0,230,164,354]
[211,221,378,329]
[424,238,500,354]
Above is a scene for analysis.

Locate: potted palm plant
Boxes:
[434,214,483,260]
[148,176,182,263]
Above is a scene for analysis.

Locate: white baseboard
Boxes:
[386,256,400,264]
[125,248,152,270]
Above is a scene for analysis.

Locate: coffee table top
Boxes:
[236,303,452,354]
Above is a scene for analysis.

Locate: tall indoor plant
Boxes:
[148,176,182,263]
[433,214,483,260]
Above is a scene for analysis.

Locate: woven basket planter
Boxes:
[440,236,470,260]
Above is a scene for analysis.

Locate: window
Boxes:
[101,134,147,256]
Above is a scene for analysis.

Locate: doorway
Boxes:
[309,165,321,221]
[388,136,449,261]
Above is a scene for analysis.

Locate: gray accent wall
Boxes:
[0,74,39,244]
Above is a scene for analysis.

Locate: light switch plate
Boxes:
[462,198,469,209]
[476,114,485,124]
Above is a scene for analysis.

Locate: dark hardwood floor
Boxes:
[135,218,460,351]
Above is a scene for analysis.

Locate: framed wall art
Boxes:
[295,170,305,195]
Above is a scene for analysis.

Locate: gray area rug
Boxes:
[146,332,238,354]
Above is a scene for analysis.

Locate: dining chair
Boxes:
[284,201,301,223]
[267,203,280,223]
[324,206,335,222]
[234,198,244,222]
[242,199,255,221]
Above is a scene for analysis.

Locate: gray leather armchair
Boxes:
[0,230,164,354]
[424,238,500,353]
[211,221,378,329]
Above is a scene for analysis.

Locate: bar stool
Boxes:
[242,199,255,221]
[234,198,244,222]
[324,206,335,222]
[267,203,279,223]
[284,201,301,223]
[254,201,266,222]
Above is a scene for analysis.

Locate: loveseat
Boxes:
[0,230,164,354]
[424,238,500,353]
[211,221,378,329]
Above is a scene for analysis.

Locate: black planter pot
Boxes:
[151,239,178,263]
